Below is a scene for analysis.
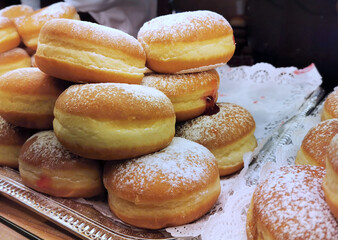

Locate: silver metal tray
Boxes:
[0,167,181,240]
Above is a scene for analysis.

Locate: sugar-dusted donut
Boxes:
[137,10,235,74]
[141,69,220,122]
[19,131,103,198]
[323,134,338,219]
[246,165,338,240]
[322,90,338,121]
[0,67,68,129]
[16,2,80,50]
[0,4,34,25]
[0,116,32,168]
[0,48,31,76]
[176,102,257,176]
[103,137,220,229]
[53,83,175,160]
[295,119,338,166]
[35,19,147,84]
[0,17,20,53]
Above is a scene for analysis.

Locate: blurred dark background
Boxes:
[159,0,338,92]
[2,0,337,92]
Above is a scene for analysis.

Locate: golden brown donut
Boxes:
[323,134,338,219]
[322,90,338,121]
[19,131,103,198]
[30,54,37,67]
[0,67,68,129]
[0,4,34,25]
[295,119,338,166]
[35,19,147,84]
[0,48,31,76]
[0,116,32,168]
[0,16,20,53]
[137,10,235,74]
[103,137,220,229]
[141,69,220,122]
[16,2,80,50]
[246,165,338,240]
[53,83,175,160]
[176,102,257,176]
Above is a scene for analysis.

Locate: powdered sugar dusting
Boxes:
[62,83,172,114]
[0,48,28,61]
[141,70,219,95]
[21,131,88,168]
[324,90,338,118]
[176,102,255,147]
[108,137,217,196]
[0,116,16,139]
[24,131,72,159]
[254,165,337,239]
[0,16,12,26]
[327,134,338,170]
[31,2,74,24]
[68,19,140,48]
[301,119,338,165]
[46,18,144,54]
[138,10,231,42]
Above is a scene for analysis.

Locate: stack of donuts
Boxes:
[246,90,338,239]
[0,3,261,230]
[0,2,80,75]
[138,12,257,177]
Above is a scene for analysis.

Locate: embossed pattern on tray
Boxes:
[0,167,178,240]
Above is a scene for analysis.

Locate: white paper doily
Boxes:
[75,63,324,240]
[166,63,323,240]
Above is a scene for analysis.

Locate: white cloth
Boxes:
[20,0,40,10]
[64,0,157,37]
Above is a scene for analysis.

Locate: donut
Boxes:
[31,54,37,67]
[35,19,147,84]
[53,83,175,160]
[19,131,103,198]
[176,102,257,176]
[0,116,32,168]
[323,134,338,219]
[0,17,20,53]
[246,165,338,240]
[322,90,338,121]
[137,10,235,74]
[0,67,68,129]
[0,48,31,76]
[141,69,220,122]
[103,137,220,229]
[295,119,338,166]
[0,4,34,25]
[16,2,80,50]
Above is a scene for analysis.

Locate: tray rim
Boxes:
[0,167,182,240]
